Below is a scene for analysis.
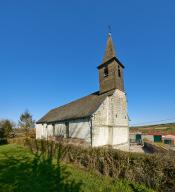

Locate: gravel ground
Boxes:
[129,145,151,153]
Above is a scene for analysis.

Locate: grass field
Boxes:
[130,123,175,135]
[0,144,154,192]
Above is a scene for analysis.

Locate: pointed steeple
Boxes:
[98,33,125,94]
[102,33,116,63]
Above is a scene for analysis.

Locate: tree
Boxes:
[0,120,14,138]
[18,111,35,137]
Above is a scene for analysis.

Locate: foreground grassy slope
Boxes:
[0,144,154,192]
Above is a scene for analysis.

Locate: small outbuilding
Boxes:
[162,135,175,145]
[153,135,162,142]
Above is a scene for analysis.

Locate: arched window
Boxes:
[118,65,121,77]
[104,66,108,77]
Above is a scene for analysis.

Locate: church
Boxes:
[36,33,129,151]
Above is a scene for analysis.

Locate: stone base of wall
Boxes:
[48,136,91,148]
[113,142,129,151]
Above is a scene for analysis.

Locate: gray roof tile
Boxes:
[37,90,114,124]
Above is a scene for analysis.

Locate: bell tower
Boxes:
[98,33,125,94]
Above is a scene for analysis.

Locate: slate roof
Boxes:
[37,90,115,124]
[102,33,116,63]
[98,33,124,69]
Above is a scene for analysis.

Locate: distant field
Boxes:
[130,123,175,135]
[0,144,154,192]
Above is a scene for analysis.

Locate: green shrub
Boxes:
[9,138,175,192]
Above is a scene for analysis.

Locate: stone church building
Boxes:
[36,33,129,151]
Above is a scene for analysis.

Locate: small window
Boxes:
[118,66,121,77]
[104,66,109,77]
[52,124,55,136]
[65,122,69,138]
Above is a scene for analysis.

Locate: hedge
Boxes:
[9,138,175,192]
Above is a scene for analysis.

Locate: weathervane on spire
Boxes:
[108,25,112,36]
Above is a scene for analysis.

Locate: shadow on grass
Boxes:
[0,138,7,145]
[0,151,82,192]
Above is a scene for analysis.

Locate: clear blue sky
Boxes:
[0,0,175,126]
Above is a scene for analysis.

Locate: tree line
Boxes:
[0,111,35,140]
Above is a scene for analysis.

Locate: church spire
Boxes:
[102,33,116,63]
[98,33,125,94]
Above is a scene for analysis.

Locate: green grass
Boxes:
[130,123,175,134]
[66,165,155,192]
[0,144,155,192]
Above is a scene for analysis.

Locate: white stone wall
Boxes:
[92,96,109,146]
[112,90,128,126]
[36,118,91,142]
[92,125,109,147]
[92,89,129,150]
[36,124,42,139]
[112,126,129,145]
[69,118,91,142]
[47,124,54,137]
[36,123,48,139]
[55,123,66,136]
[36,123,65,139]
